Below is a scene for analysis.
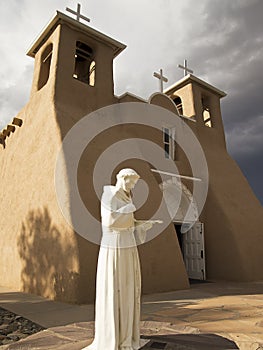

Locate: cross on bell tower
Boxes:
[66,3,90,23]
[153,69,168,93]
[178,59,193,77]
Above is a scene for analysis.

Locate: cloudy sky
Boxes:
[0,0,262,204]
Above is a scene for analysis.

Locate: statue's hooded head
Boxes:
[116,168,140,193]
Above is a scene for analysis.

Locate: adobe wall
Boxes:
[0,94,82,303]
[0,102,190,302]
[201,148,263,281]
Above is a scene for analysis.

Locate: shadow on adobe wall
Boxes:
[17,207,80,303]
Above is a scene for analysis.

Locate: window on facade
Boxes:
[202,97,212,127]
[163,127,176,159]
[173,96,183,115]
[37,43,53,90]
[73,41,96,86]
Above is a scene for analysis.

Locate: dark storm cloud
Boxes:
[225,115,263,157]
[232,146,263,206]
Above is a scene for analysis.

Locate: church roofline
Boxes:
[27,11,126,58]
[116,92,147,103]
[164,74,227,98]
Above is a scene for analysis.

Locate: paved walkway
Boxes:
[0,281,263,349]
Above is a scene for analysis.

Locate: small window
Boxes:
[203,108,212,127]
[38,43,53,90]
[89,60,96,86]
[202,96,213,127]
[173,96,183,115]
[163,127,176,159]
[73,41,96,86]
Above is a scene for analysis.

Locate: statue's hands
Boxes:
[135,219,163,231]
[143,221,153,231]
[149,219,163,224]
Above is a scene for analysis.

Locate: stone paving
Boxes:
[0,307,45,346]
[0,281,262,350]
[140,282,263,349]
[1,321,239,350]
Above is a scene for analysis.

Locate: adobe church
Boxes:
[0,8,262,304]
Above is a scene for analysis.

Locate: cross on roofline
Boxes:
[66,3,90,23]
[178,59,193,77]
[153,69,168,93]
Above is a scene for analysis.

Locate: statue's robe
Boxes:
[84,185,146,350]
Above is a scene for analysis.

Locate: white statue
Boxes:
[82,168,162,350]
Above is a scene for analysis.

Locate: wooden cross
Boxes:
[66,3,90,23]
[178,59,193,77]
[153,69,168,93]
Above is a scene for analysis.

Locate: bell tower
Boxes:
[27,10,126,114]
[165,74,227,151]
